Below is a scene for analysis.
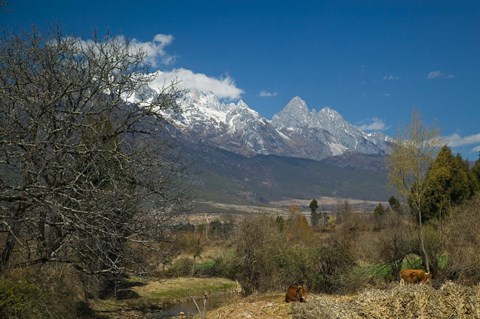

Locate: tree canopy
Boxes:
[0,28,188,281]
[418,146,479,221]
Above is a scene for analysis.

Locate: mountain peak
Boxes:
[284,96,308,112]
[319,106,344,120]
[271,96,311,129]
[156,88,391,161]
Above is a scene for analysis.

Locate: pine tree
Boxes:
[374,203,385,216]
[472,152,480,186]
[388,196,401,212]
[419,146,479,221]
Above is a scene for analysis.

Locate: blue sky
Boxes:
[2,0,479,159]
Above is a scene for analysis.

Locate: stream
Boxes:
[146,293,237,318]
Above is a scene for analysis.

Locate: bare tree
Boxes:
[386,111,440,273]
[0,28,188,282]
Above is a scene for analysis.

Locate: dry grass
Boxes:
[196,282,480,319]
[294,281,480,319]
[203,292,292,319]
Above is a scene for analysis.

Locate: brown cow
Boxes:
[399,269,432,286]
[285,284,308,302]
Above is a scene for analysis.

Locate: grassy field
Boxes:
[93,277,238,317]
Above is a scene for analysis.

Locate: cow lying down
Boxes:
[399,269,432,285]
[285,284,308,302]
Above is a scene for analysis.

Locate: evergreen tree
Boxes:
[420,146,479,221]
[374,203,385,216]
[388,196,401,212]
[472,152,480,186]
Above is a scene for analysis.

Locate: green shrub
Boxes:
[166,257,193,277]
[0,278,40,319]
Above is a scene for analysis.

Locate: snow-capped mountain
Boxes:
[159,90,293,156]
[131,82,391,161]
[271,96,391,156]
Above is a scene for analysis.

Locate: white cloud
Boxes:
[426,70,455,79]
[70,33,176,67]
[383,75,399,81]
[130,34,176,66]
[358,117,388,131]
[150,68,244,100]
[440,133,480,147]
[384,92,391,97]
[69,34,243,99]
[259,90,278,97]
[472,145,480,152]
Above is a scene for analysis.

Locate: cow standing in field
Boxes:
[399,269,432,285]
[285,284,308,302]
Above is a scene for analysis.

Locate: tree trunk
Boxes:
[192,255,196,277]
[1,233,16,273]
[418,210,430,273]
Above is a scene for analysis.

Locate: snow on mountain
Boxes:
[129,79,391,160]
[271,96,391,157]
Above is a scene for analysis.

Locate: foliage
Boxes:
[374,203,385,216]
[208,219,235,240]
[442,195,480,284]
[233,215,357,295]
[472,156,480,185]
[310,199,320,227]
[0,278,39,319]
[386,111,440,273]
[0,264,91,319]
[375,210,416,279]
[388,196,401,212]
[417,146,479,222]
[0,27,188,285]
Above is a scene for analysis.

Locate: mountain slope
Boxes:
[181,141,391,204]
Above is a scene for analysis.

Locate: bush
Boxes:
[442,195,480,284]
[211,249,238,279]
[0,265,88,319]
[166,257,193,277]
[233,215,358,295]
[0,278,39,318]
[167,257,217,278]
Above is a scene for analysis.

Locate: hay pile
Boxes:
[293,282,480,319]
[204,292,291,319]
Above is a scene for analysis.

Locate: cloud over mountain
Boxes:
[358,117,388,131]
[440,133,480,147]
[150,69,244,100]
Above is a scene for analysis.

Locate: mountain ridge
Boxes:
[129,82,393,204]
[158,89,392,161]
